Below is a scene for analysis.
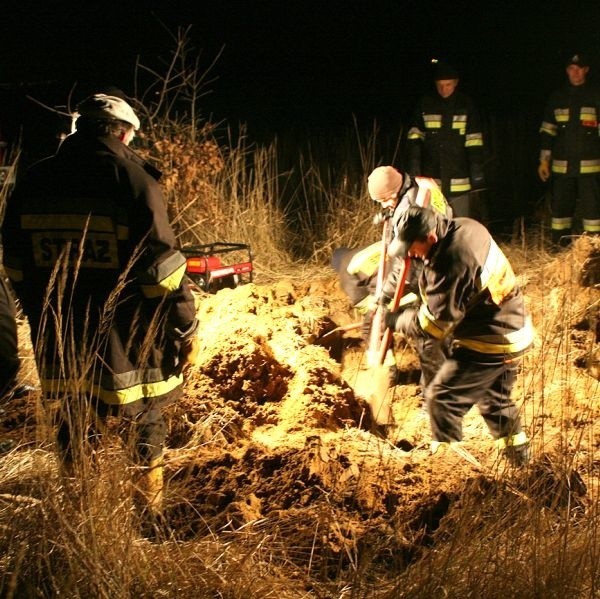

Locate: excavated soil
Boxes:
[1,238,599,577]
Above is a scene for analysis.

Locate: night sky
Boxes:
[2,0,600,150]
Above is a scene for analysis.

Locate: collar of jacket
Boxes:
[398,172,414,198]
[58,132,163,182]
[426,216,452,264]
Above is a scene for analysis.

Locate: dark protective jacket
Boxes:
[407,90,484,197]
[1,132,197,405]
[539,82,600,176]
[397,217,533,358]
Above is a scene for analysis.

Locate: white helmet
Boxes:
[77,93,140,130]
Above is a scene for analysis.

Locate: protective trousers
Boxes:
[414,336,446,393]
[426,348,523,444]
[55,394,167,468]
[552,175,600,238]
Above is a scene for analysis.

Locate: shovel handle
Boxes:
[377,256,411,365]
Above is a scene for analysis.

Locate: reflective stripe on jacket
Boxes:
[539,82,600,176]
[1,132,197,404]
[407,90,484,197]
[414,217,533,357]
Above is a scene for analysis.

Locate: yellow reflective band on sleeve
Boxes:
[140,261,187,298]
[480,239,516,305]
[450,178,471,193]
[430,188,447,215]
[415,177,449,217]
[346,242,381,277]
[407,127,425,141]
[554,108,569,122]
[453,317,534,355]
[465,133,483,147]
[580,160,600,174]
[540,121,557,136]
[418,303,452,340]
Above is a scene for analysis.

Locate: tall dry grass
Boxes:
[1,27,600,599]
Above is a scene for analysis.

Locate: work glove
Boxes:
[171,318,200,369]
[385,307,417,337]
[469,163,485,190]
[361,299,389,342]
[537,159,551,182]
[180,335,201,369]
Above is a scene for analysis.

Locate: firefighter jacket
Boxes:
[539,82,600,176]
[393,217,534,359]
[1,132,198,405]
[407,91,484,197]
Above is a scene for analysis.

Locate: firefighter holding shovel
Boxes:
[383,205,533,466]
[332,166,452,432]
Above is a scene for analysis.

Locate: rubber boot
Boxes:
[136,454,165,538]
[551,229,572,248]
[503,443,531,467]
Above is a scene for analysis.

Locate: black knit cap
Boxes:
[566,52,589,67]
[389,205,438,258]
[432,59,459,81]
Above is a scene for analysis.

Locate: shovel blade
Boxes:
[353,363,393,425]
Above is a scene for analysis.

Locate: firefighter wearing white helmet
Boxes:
[1,90,199,533]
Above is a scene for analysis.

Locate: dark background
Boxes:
[2,0,600,227]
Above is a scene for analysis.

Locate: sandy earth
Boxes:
[1,239,599,576]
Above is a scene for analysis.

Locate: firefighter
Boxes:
[0,276,27,400]
[407,60,486,221]
[384,205,533,467]
[1,92,199,528]
[538,52,600,246]
[332,166,452,392]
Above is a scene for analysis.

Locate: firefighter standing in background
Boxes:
[1,92,199,530]
[384,205,534,466]
[538,53,600,246]
[407,61,486,221]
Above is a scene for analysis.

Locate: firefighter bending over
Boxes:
[384,205,533,467]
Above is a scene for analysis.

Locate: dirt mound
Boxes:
[1,239,598,580]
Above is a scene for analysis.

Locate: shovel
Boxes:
[354,255,410,426]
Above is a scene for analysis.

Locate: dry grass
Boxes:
[2,30,600,599]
